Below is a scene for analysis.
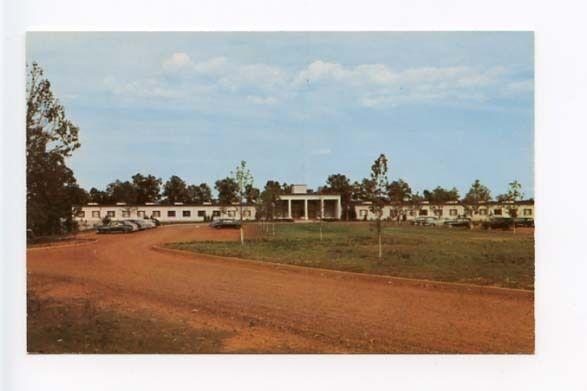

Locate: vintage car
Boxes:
[412,216,443,226]
[96,221,135,234]
[125,219,153,230]
[443,218,472,228]
[209,219,241,229]
[514,217,535,228]
[148,217,161,226]
[482,217,514,230]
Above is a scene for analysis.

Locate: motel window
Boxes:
[243,210,251,217]
[197,210,206,217]
[183,210,191,217]
[122,210,130,218]
[107,211,115,217]
[152,211,161,218]
[449,209,458,216]
[168,210,176,217]
[227,210,235,217]
[212,210,220,217]
[77,211,85,218]
[419,209,428,216]
[523,208,532,216]
[137,211,145,217]
[479,209,487,215]
[409,210,415,216]
[92,211,101,218]
[493,208,502,216]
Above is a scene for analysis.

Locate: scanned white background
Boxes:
[1,0,587,390]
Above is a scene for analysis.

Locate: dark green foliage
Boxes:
[26,62,84,235]
[423,186,460,203]
[132,173,162,203]
[387,179,412,202]
[162,175,190,203]
[215,177,239,204]
[463,179,492,204]
[257,180,285,220]
[106,180,138,204]
[88,187,110,204]
[322,174,354,220]
[245,184,260,203]
[187,183,213,203]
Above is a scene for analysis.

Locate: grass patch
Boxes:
[27,235,89,248]
[27,291,231,354]
[168,222,534,290]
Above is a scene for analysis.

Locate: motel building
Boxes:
[73,183,533,229]
[74,202,258,231]
[353,200,535,222]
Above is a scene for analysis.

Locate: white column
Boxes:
[320,198,324,219]
[304,199,308,220]
[337,197,342,219]
[287,199,292,219]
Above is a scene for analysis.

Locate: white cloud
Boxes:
[162,53,228,76]
[192,57,229,75]
[162,52,194,72]
[108,55,525,109]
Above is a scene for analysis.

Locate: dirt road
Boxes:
[27,224,534,353]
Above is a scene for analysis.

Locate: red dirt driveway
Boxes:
[27,224,534,353]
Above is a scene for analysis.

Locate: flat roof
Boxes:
[75,203,256,207]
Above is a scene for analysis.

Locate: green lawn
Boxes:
[168,222,534,290]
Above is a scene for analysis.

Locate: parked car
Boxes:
[96,221,135,234]
[209,219,241,229]
[126,219,151,230]
[413,216,442,226]
[444,218,471,228]
[122,220,140,231]
[135,219,155,229]
[515,217,535,228]
[148,217,161,226]
[482,217,514,230]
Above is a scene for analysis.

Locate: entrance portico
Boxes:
[279,194,342,220]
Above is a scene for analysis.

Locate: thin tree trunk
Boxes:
[378,230,382,259]
[240,204,244,245]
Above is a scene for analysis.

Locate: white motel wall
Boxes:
[74,198,535,230]
[74,203,257,231]
[353,201,535,221]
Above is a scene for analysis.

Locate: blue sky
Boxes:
[26,32,534,198]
